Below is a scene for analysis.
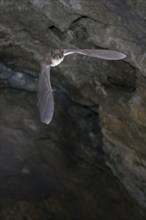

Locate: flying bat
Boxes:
[38,49,126,125]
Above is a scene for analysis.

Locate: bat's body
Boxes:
[38,49,126,124]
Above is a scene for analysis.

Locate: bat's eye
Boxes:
[55,54,60,59]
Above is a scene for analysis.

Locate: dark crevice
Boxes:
[48,25,65,40]
[71,15,88,24]
[48,16,89,41]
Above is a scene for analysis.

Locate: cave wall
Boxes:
[0,0,146,209]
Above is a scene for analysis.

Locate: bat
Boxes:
[38,49,126,124]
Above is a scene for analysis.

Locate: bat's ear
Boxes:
[50,50,54,56]
[61,50,64,56]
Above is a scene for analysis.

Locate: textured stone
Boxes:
[0,89,144,220]
[0,0,146,215]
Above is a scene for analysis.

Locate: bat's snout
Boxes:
[50,57,64,67]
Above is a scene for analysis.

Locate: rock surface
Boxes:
[0,88,144,220]
[0,0,146,219]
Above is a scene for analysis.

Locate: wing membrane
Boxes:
[64,49,126,60]
[37,64,54,124]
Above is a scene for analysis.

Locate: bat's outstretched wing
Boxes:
[38,64,54,125]
[63,49,126,60]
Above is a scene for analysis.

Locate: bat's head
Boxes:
[50,49,64,66]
